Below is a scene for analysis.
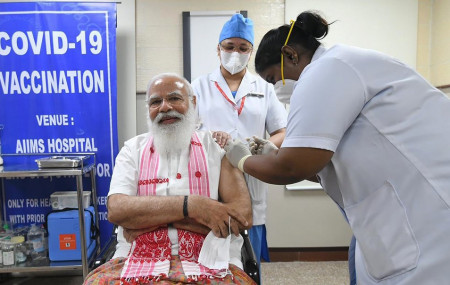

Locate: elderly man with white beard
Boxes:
[83,73,255,285]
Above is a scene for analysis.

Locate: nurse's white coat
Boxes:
[283,44,450,284]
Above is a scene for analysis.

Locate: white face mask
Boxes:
[198,217,244,271]
[220,51,250,75]
[274,79,297,104]
[198,231,231,270]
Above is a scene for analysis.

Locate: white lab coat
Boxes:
[283,44,450,284]
[192,68,287,225]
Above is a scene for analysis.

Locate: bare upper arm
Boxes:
[218,156,250,204]
[217,156,252,228]
[269,128,286,137]
[268,128,286,148]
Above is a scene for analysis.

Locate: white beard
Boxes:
[148,104,197,155]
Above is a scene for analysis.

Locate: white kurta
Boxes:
[192,68,287,225]
[108,131,242,268]
[283,44,450,284]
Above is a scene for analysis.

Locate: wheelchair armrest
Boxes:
[241,229,260,285]
[93,226,118,269]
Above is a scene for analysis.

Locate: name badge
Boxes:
[247,92,264,97]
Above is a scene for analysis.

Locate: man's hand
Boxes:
[224,139,252,169]
[188,195,247,238]
[248,136,278,155]
[123,225,161,243]
[212,131,231,148]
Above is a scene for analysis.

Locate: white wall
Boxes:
[429,0,450,87]
[116,0,137,146]
[285,0,418,67]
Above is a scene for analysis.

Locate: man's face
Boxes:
[147,76,192,124]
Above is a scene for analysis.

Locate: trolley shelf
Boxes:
[0,153,100,278]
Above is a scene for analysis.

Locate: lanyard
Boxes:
[214,81,246,115]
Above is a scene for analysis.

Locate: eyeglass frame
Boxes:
[146,92,189,109]
[219,43,253,54]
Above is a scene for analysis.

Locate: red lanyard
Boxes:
[214,81,246,116]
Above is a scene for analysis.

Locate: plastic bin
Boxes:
[50,191,91,210]
[47,206,96,261]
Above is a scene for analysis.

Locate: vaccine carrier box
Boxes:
[48,206,96,261]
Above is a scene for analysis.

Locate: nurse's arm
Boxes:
[268,128,286,148]
[243,147,333,185]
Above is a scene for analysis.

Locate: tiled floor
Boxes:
[261,261,349,285]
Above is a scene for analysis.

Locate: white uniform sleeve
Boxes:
[282,57,366,152]
[265,83,288,134]
[108,141,139,197]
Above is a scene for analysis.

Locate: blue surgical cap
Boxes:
[219,14,254,45]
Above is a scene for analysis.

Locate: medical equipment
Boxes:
[35,155,89,168]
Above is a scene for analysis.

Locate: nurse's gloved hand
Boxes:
[224,139,252,171]
[251,136,278,155]
[246,137,258,155]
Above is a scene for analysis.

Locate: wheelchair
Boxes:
[93,227,261,284]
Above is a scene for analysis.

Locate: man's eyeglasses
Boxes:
[147,94,187,109]
[220,44,253,54]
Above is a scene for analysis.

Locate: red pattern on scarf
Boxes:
[130,229,172,261]
[178,230,205,261]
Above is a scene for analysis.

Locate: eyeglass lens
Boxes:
[220,44,252,54]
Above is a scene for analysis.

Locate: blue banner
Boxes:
[0,2,118,248]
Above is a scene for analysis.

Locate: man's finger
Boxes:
[230,219,240,236]
[217,224,226,238]
[227,209,248,228]
[212,225,221,237]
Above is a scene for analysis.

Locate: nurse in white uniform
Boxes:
[191,14,288,265]
[225,11,450,285]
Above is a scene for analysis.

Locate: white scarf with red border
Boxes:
[120,133,231,283]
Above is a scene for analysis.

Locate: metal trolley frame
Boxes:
[0,153,100,278]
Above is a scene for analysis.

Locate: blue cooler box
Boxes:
[48,206,96,261]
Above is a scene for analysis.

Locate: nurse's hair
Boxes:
[145,73,194,104]
[255,11,331,74]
